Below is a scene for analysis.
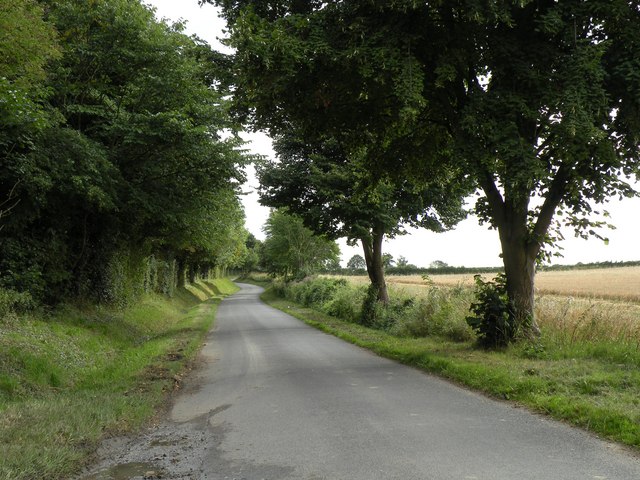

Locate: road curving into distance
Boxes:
[168,283,640,479]
[82,282,640,480]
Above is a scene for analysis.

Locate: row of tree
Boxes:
[238,210,339,280]
[211,0,640,340]
[1,0,253,304]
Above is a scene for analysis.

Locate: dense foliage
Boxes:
[1,0,252,305]
[214,0,640,342]
[466,274,516,348]
[258,133,468,305]
[261,210,340,280]
[272,276,473,340]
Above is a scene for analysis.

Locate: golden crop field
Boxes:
[335,267,640,343]
[373,267,640,302]
[388,267,640,301]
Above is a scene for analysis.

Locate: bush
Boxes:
[359,284,380,327]
[0,288,35,320]
[99,249,147,308]
[391,286,473,341]
[283,277,347,308]
[322,284,364,323]
[143,255,178,297]
[271,278,288,298]
[275,277,365,323]
[466,274,516,348]
[359,286,418,331]
[271,276,474,342]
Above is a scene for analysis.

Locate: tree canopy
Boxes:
[346,255,366,271]
[215,0,640,340]
[436,1,640,336]
[261,210,340,280]
[1,0,251,303]
[258,133,468,303]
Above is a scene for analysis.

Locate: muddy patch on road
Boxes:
[78,408,295,480]
[79,413,217,480]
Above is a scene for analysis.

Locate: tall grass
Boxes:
[536,295,640,346]
[0,279,238,480]
[277,276,474,342]
[339,266,640,303]
[332,272,640,347]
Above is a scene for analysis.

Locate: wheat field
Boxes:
[376,266,640,302]
[336,267,640,343]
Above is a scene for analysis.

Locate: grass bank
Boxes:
[259,280,640,451]
[0,279,238,480]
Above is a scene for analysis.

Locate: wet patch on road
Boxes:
[78,412,215,480]
[81,462,162,480]
[79,409,297,479]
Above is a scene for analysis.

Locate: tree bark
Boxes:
[201,265,210,280]
[176,256,187,288]
[360,226,389,305]
[499,228,540,338]
[479,172,542,339]
[188,263,198,284]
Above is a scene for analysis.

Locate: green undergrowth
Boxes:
[260,286,640,451]
[0,279,238,480]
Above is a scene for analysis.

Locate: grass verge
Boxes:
[0,279,238,480]
[260,287,640,451]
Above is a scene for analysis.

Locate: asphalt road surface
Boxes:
[163,283,640,480]
[84,282,640,480]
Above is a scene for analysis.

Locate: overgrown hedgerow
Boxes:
[275,276,473,342]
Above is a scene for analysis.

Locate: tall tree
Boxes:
[258,135,467,304]
[0,0,60,221]
[1,0,248,301]
[346,255,366,271]
[437,1,640,336]
[215,0,640,339]
[261,210,339,280]
[238,232,262,274]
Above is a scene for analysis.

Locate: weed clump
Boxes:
[391,286,473,342]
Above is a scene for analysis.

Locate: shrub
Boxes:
[143,255,178,297]
[276,276,365,323]
[100,249,147,308]
[271,278,288,298]
[466,274,516,348]
[360,286,415,331]
[322,284,364,323]
[359,284,380,327]
[0,288,35,320]
[390,286,473,341]
[283,277,347,308]
[270,276,474,342]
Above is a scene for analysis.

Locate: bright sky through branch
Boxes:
[145,0,640,268]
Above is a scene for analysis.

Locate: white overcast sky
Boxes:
[145,0,640,268]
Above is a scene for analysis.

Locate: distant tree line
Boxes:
[0,0,253,306]
[340,257,640,277]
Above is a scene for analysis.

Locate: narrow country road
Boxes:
[85,283,640,479]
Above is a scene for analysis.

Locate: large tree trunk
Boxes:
[360,226,389,305]
[479,163,570,341]
[176,256,187,288]
[499,229,540,338]
[188,262,198,284]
